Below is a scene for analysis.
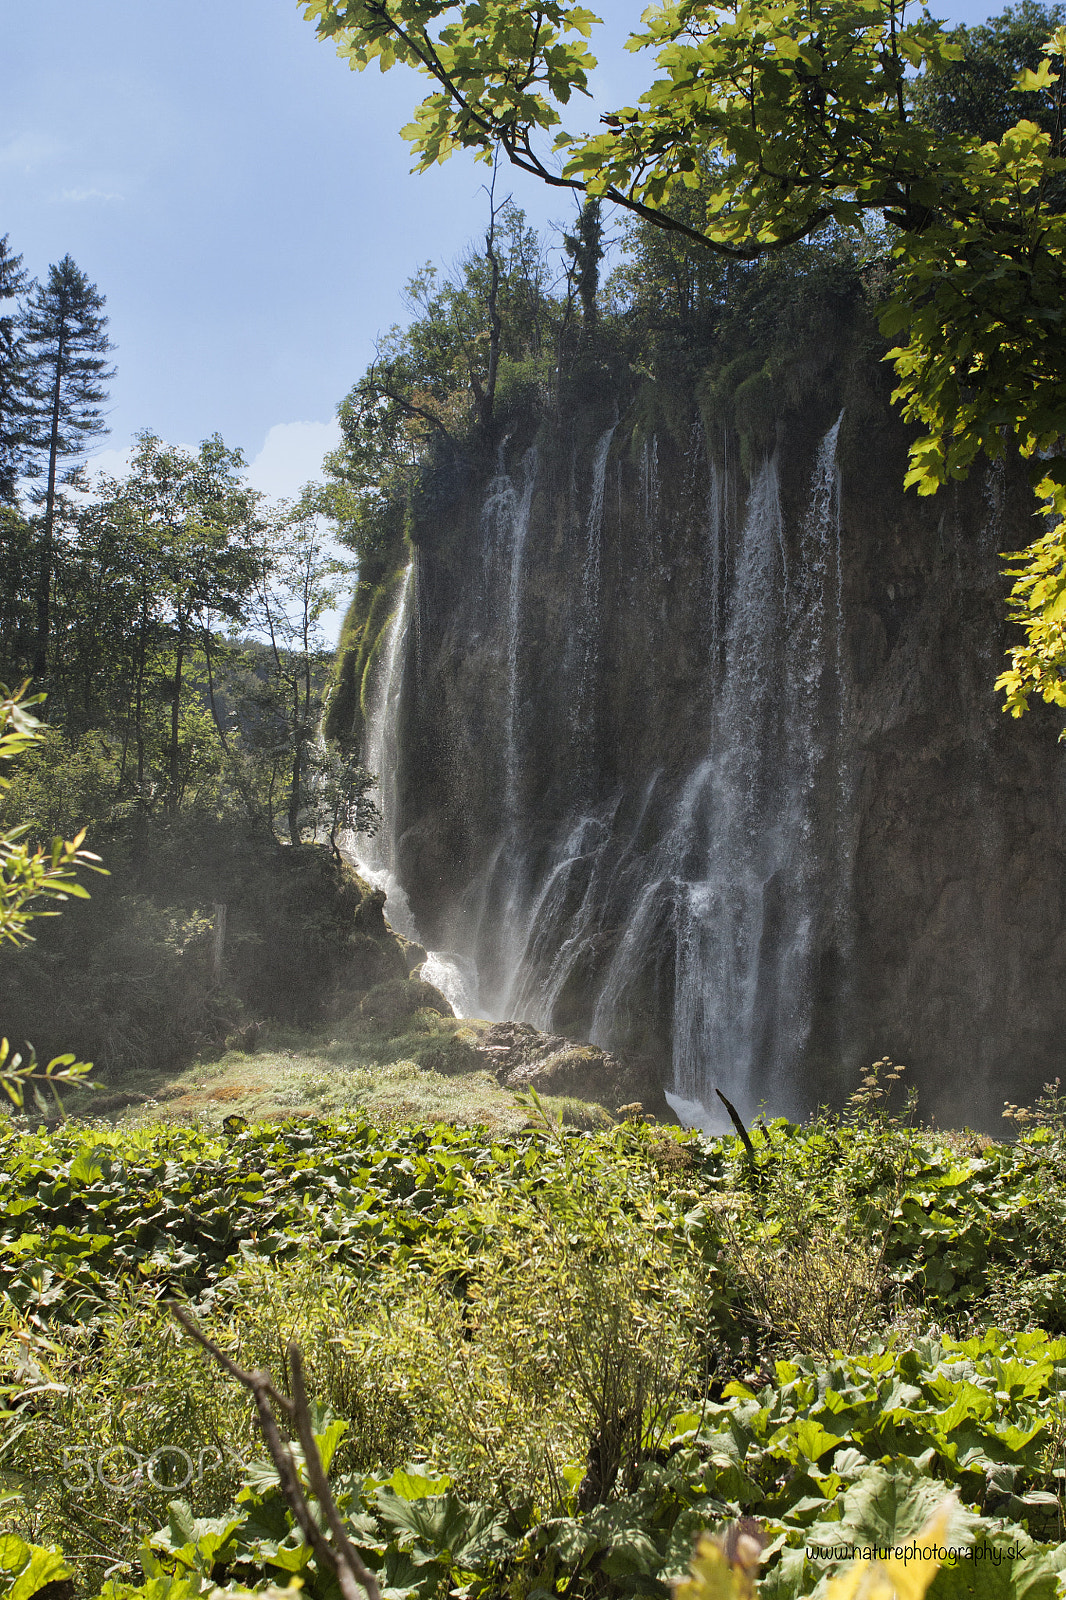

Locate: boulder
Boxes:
[465,1020,669,1116]
[360,977,456,1030]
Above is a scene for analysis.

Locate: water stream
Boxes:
[340,562,475,1016]
[352,413,852,1118]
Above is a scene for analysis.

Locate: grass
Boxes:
[36,1005,616,1135]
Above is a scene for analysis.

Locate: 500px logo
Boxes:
[61,1444,248,1495]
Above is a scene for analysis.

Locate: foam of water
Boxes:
[663,1090,732,1136]
[420,951,478,1018]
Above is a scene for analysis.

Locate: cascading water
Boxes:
[470,427,631,1025]
[350,356,1066,1127]
[356,565,411,888]
[341,562,477,1015]
[665,414,850,1123]
[493,419,846,1122]
[502,449,538,833]
[387,415,852,1117]
[459,447,542,1017]
[573,423,617,774]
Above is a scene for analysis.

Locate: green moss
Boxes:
[358,600,398,722]
[625,373,697,453]
[360,977,455,1031]
[324,563,409,746]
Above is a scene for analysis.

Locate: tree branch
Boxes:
[715,1088,757,1161]
[170,1303,383,1600]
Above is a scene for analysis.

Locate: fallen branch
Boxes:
[170,1303,382,1600]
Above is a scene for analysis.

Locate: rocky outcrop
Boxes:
[469,1021,667,1115]
[415,1016,668,1117]
[350,347,1066,1131]
[360,977,455,1029]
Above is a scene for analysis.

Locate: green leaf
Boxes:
[0,1534,72,1600]
[932,1532,1066,1600]
[1016,59,1059,90]
[384,1467,453,1500]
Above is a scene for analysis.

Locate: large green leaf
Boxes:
[930,1532,1066,1600]
[805,1465,976,1569]
[0,1535,71,1600]
[374,1488,504,1565]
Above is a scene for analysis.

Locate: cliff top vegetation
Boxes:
[303,0,1066,728]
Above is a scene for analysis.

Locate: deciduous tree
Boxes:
[247,492,358,844]
[303,0,1066,723]
[323,200,552,565]
[107,433,261,811]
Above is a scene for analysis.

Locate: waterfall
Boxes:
[341,562,475,1014]
[580,426,616,696]
[379,414,852,1108]
[357,565,412,885]
[671,415,848,1121]
[571,422,617,791]
[502,449,538,833]
[585,417,850,1124]
[353,366,1066,1129]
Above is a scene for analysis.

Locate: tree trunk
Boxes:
[288,677,302,846]
[32,317,66,680]
[483,220,502,424]
[203,629,230,750]
[212,902,226,985]
[168,633,184,813]
[128,571,151,799]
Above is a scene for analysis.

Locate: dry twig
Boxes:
[170,1303,382,1600]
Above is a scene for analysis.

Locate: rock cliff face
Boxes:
[349,368,1066,1132]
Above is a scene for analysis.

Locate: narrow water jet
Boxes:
[340,562,472,1013]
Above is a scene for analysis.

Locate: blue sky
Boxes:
[4,0,1001,595]
[4,2,646,500]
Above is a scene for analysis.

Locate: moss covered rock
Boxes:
[360,977,455,1029]
[417,1027,484,1076]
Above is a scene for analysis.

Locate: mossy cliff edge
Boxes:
[327,274,1066,1130]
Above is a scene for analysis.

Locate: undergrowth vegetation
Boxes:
[0,817,413,1086]
[3,1073,1066,1597]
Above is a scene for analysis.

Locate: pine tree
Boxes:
[20,255,115,678]
[0,235,30,507]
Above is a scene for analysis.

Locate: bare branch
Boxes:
[288,1343,385,1600]
[170,1304,382,1600]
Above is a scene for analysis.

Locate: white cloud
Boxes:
[58,186,123,203]
[84,445,135,481]
[246,418,341,502]
[0,131,64,172]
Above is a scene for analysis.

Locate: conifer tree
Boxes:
[0,235,30,507]
[20,255,115,678]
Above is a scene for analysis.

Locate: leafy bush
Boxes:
[4,1095,1066,1596]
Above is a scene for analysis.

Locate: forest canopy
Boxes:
[303,0,1066,725]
